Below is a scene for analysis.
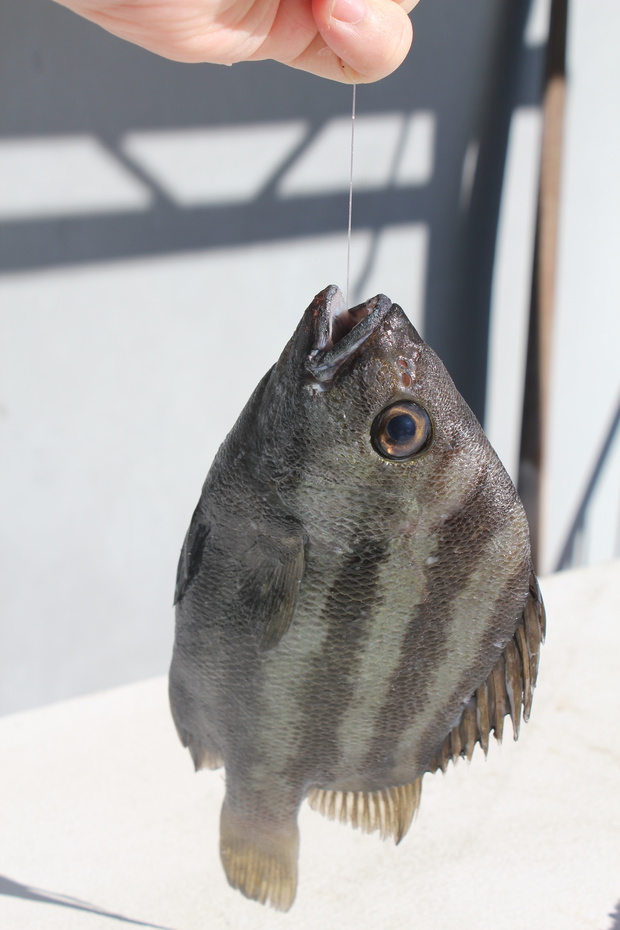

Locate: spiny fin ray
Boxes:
[307,778,422,844]
[428,571,545,773]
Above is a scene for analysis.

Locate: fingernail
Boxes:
[331,0,366,24]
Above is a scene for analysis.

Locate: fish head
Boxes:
[256,285,501,519]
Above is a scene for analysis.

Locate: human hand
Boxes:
[52,0,419,83]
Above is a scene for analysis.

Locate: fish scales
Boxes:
[368,479,531,780]
[281,533,390,783]
[170,285,545,911]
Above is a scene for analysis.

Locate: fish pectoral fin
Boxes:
[219,802,299,912]
[306,779,422,844]
[428,570,547,774]
[240,532,305,650]
[174,505,210,605]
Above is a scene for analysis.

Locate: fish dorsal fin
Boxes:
[306,779,423,844]
[428,571,546,774]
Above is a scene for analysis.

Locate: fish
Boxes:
[169,284,545,911]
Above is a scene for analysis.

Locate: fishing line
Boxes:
[345,83,357,308]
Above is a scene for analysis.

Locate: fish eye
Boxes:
[371,401,433,461]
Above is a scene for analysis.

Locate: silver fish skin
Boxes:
[170,285,545,911]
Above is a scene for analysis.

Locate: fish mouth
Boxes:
[305,285,393,384]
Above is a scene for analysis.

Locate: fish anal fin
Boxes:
[219,803,299,912]
[427,570,546,773]
[307,779,422,844]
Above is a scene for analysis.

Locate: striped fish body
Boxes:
[170,286,544,911]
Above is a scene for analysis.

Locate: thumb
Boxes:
[312,0,416,83]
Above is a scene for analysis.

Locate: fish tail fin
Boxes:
[219,801,299,911]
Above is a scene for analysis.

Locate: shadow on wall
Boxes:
[554,393,620,570]
[0,0,545,422]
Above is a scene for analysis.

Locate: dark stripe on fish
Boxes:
[417,553,533,765]
[286,532,391,787]
[363,470,514,777]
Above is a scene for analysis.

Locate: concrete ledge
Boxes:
[1,561,619,929]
